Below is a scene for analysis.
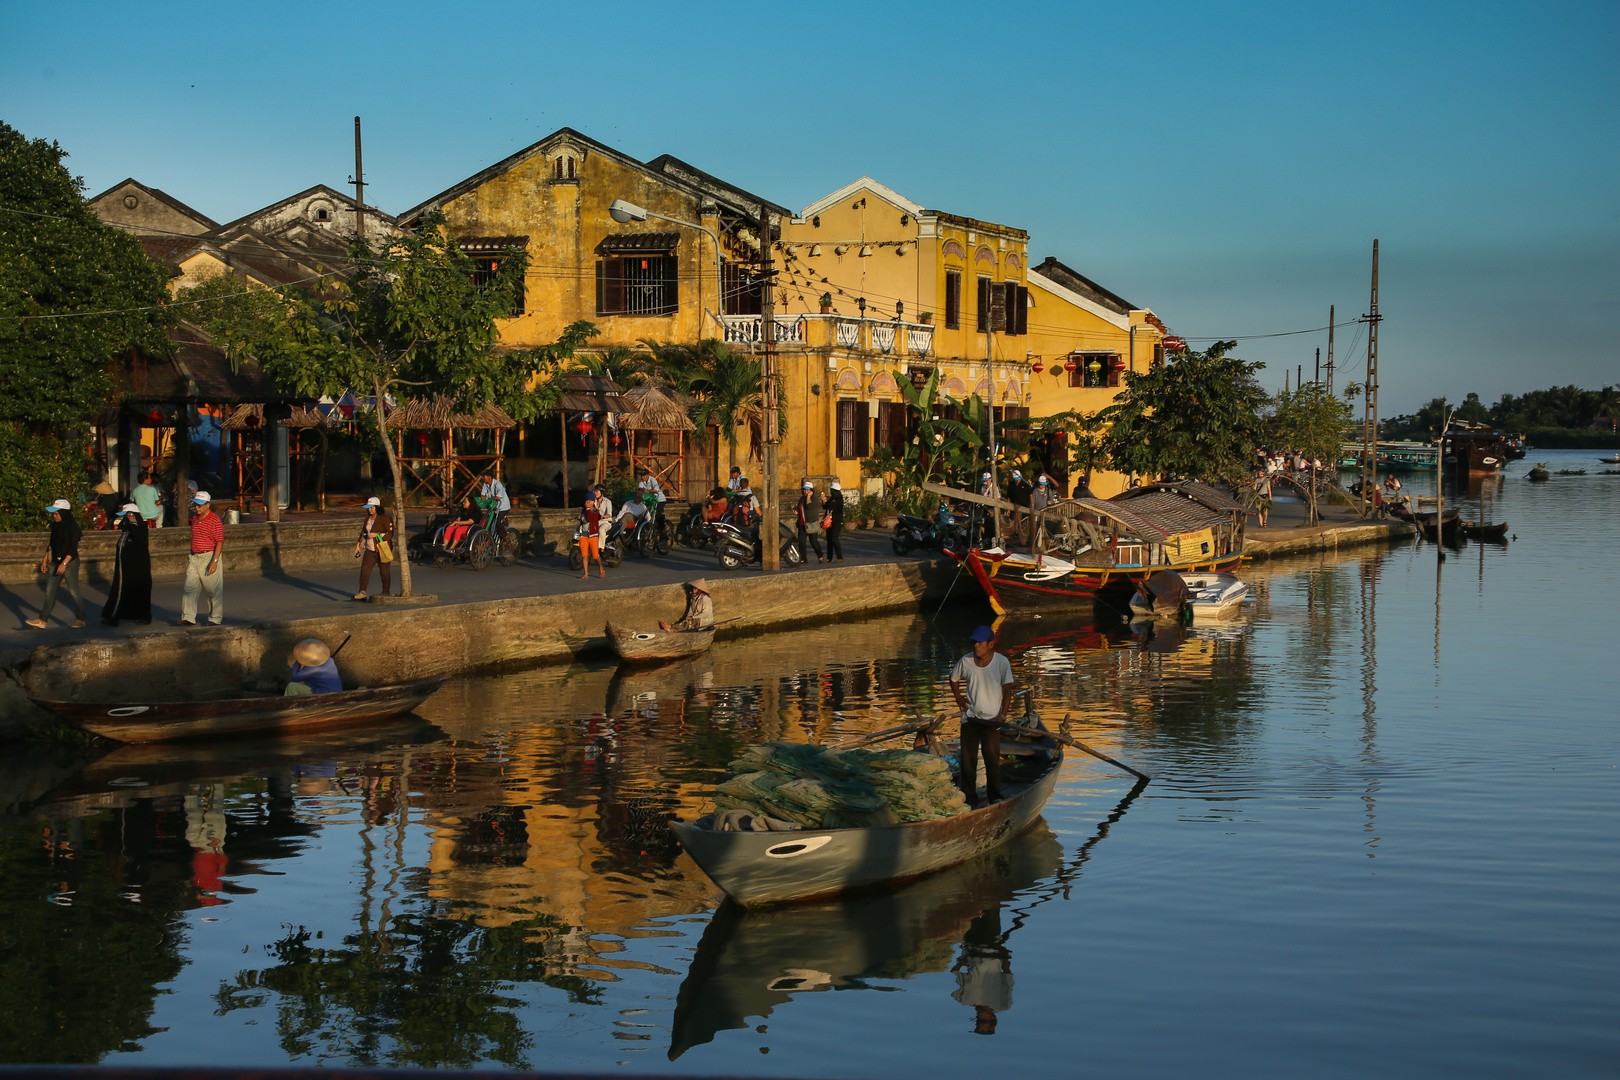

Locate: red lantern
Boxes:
[610,433,621,448]
[1062,359,1077,373]
[574,418,593,438]
[148,409,164,423]
[244,413,261,429]
[1111,358,1126,370]
[1031,362,1044,374]
[1055,430,1068,441]
[416,432,429,447]
[1163,336,1185,352]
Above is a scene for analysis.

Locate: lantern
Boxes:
[1163,336,1185,352]
[244,413,261,429]
[1055,430,1068,442]
[1087,358,1103,373]
[610,432,621,448]
[1031,362,1044,374]
[574,418,594,438]
[1111,358,1126,370]
[416,432,430,447]
[148,409,164,423]
[1062,359,1077,373]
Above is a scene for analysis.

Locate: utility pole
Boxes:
[1315,348,1320,385]
[351,117,366,244]
[1360,241,1382,513]
[760,207,780,571]
[1326,304,1336,389]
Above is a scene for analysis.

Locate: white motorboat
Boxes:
[1178,571,1249,619]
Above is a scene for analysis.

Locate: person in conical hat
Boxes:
[285,638,342,696]
[661,579,714,632]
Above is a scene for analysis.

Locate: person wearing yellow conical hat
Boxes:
[284,638,342,696]
[660,579,714,633]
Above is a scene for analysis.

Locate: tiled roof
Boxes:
[1119,480,1248,513]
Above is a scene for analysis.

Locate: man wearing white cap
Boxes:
[179,491,225,626]
[25,500,86,629]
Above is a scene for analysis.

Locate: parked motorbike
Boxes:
[890,512,965,556]
[715,519,804,570]
[567,519,626,570]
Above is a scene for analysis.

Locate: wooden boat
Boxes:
[1527,464,1550,482]
[1459,520,1509,541]
[1414,508,1460,540]
[29,676,448,743]
[669,731,1063,908]
[668,824,1064,1058]
[1128,568,1190,620]
[1442,423,1507,474]
[1179,571,1250,619]
[607,621,715,663]
[952,480,1247,615]
[1599,455,1620,465]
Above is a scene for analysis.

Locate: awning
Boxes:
[596,232,679,256]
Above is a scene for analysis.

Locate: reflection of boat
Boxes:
[30,677,448,743]
[668,825,1064,1059]
[955,481,1247,614]
[607,621,714,663]
[670,730,1062,907]
[1458,520,1509,541]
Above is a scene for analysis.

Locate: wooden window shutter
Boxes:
[977,277,990,332]
[1014,285,1028,335]
[595,260,605,315]
[945,271,961,329]
[989,282,1007,332]
[857,407,871,457]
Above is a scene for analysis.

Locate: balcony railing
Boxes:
[721,313,936,357]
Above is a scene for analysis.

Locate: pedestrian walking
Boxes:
[1251,470,1272,528]
[132,471,162,528]
[100,503,152,626]
[179,491,225,626]
[577,489,606,580]
[25,499,86,629]
[824,481,845,562]
[353,496,395,600]
[796,481,826,563]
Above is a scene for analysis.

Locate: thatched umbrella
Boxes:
[620,379,696,499]
[380,396,517,507]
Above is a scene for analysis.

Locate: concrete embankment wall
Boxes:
[0,559,956,738]
[0,507,616,586]
[1245,519,1415,559]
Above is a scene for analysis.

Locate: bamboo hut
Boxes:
[380,396,518,507]
[619,379,700,500]
[222,403,334,511]
[556,374,634,501]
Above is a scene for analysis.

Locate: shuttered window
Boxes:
[596,256,678,316]
[837,400,870,460]
[1008,284,1028,335]
[976,277,991,332]
[944,271,961,329]
[877,401,909,455]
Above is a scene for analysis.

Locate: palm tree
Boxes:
[1595,385,1619,433]
[643,339,784,470]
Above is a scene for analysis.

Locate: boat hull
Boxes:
[29,676,448,743]
[670,741,1062,907]
[607,622,715,663]
[958,548,1244,615]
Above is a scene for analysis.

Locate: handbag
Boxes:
[375,536,394,563]
[820,513,833,530]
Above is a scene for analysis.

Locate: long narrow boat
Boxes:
[669,731,1062,908]
[1459,520,1509,541]
[1415,508,1461,540]
[29,676,448,743]
[607,621,715,663]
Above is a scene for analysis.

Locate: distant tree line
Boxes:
[1382,385,1620,447]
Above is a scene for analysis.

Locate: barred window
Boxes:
[596,255,678,316]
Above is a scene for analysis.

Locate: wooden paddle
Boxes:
[831,713,948,750]
[991,712,1151,783]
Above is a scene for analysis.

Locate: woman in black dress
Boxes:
[101,503,153,626]
[824,480,845,563]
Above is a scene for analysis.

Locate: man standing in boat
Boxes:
[949,625,1015,806]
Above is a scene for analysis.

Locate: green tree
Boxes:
[1265,382,1353,523]
[645,339,783,471]
[252,215,595,595]
[0,122,173,528]
[1099,340,1268,487]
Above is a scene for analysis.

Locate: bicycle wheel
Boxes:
[497,533,520,566]
[469,531,495,571]
[653,520,673,555]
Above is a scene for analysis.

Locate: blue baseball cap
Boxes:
[968,625,996,642]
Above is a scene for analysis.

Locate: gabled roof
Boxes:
[1031,256,1138,316]
[647,155,791,220]
[88,178,220,231]
[214,184,397,234]
[398,127,786,228]
[799,176,924,221]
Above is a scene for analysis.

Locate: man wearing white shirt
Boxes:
[949,625,1015,805]
[481,476,510,540]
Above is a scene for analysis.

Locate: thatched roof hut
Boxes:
[620,379,696,432]
[381,396,516,431]
[558,374,633,414]
[221,403,332,431]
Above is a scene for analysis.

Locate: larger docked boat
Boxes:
[953,480,1248,615]
[1442,421,1508,475]
[1338,440,1439,472]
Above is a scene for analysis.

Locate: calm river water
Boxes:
[2,448,1615,1077]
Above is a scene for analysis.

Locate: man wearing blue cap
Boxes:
[949,625,1015,805]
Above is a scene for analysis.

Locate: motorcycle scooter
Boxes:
[714,518,804,570]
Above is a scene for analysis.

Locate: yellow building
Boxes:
[767,177,1166,498]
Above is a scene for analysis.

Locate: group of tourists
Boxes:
[25,487,225,630]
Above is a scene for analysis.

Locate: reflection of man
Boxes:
[953,907,1013,1034]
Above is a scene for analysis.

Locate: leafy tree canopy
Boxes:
[1099,340,1268,486]
[0,122,173,428]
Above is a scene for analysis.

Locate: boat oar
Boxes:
[831,714,947,750]
[993,713,1151,783]
[330,632,354,659]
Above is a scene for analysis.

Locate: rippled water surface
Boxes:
[2,449,1616,1077]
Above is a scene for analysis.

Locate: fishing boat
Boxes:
[1527,464,1550,482]
[669,729,1063,908]
[952,480,1247,615]
[1599,455,1620,465]
[1414,509,1461,540]
[29,676,448,744]
[607,621,715,663]
[1459,520,1509,541]
[1442,422,1508,474]
[1179,571,1250,619]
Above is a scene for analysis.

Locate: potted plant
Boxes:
[918,311,932,324]
[819,292,833,314]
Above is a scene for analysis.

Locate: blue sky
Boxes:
[5,0,1616,414]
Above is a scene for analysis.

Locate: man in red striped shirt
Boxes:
[179,491,225,626]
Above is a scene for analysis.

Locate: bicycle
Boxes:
[426,496,519,571]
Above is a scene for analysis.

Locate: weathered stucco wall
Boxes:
[2,559,957,738]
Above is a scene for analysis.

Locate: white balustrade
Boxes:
[721,314,805,346]
[907,325,935,356]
